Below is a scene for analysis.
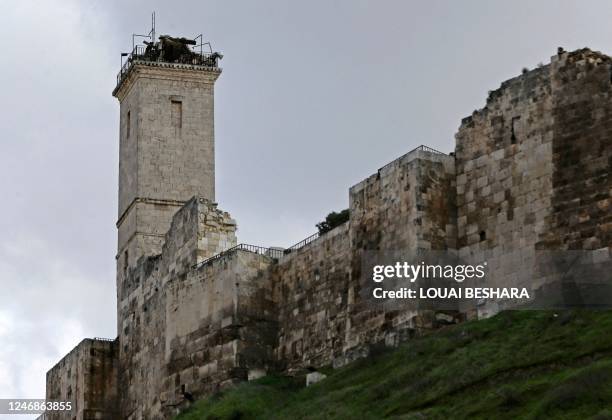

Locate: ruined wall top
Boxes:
[459,47,612,129]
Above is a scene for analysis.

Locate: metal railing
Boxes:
[192,227,349,269]
[192,243,284,270]
[379,144,448,173]
[92,337,116,343]
[116,45,221,87]
[283,232,320,254]
[282,218,351,256]
[278,146,445,256]
[417,145,446,155]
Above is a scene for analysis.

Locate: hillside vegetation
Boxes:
[176,310,612,419]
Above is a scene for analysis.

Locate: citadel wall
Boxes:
[349,148,456,252]
[105,148,463,418]
[455,48,612,315]
[118,247,277,419]
[345,147,460,353]
[547,50,612,250]
[45,339,118,420]
[455,60,554,316]
[117,197,240,418]
[44,47,612,419]
[272,148,460,373]
[272,223,352,371]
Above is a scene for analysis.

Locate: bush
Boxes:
[316,209,349,235]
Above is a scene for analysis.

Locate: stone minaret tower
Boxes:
[112,38,222,300]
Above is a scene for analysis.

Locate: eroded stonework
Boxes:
[44,47,611,419]
[45,339,118,419]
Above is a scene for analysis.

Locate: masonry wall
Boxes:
[455,62,554,315]
[45,47,612,420]
[117,197,238,419]
[349,149,457,252]
[113,197,281,418]
[273,224,352,371]
[45,339,118,420]
[273,149,460,372]
[546,49,612,250]
[455,48,612,315]
[347,149,460,359]
[115,65,220,220]
[162,250,277,414]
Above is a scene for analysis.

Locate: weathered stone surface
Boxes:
[44,47,612,419]
[114,62,220,311]
[455,48,612,316]
[116,197,241,419]
[45,339,118,420]
[272,223,352,372]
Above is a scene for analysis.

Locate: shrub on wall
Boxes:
[316,209,350,235]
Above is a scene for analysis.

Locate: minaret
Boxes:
[112,36,222,299]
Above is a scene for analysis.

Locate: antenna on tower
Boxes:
[150,12,156,43]
[131,11,156,52]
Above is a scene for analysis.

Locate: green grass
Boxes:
[176,310,612,419]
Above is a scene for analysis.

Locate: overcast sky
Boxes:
[1,0,612,414]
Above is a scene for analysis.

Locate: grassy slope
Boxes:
[176,311,612,420]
